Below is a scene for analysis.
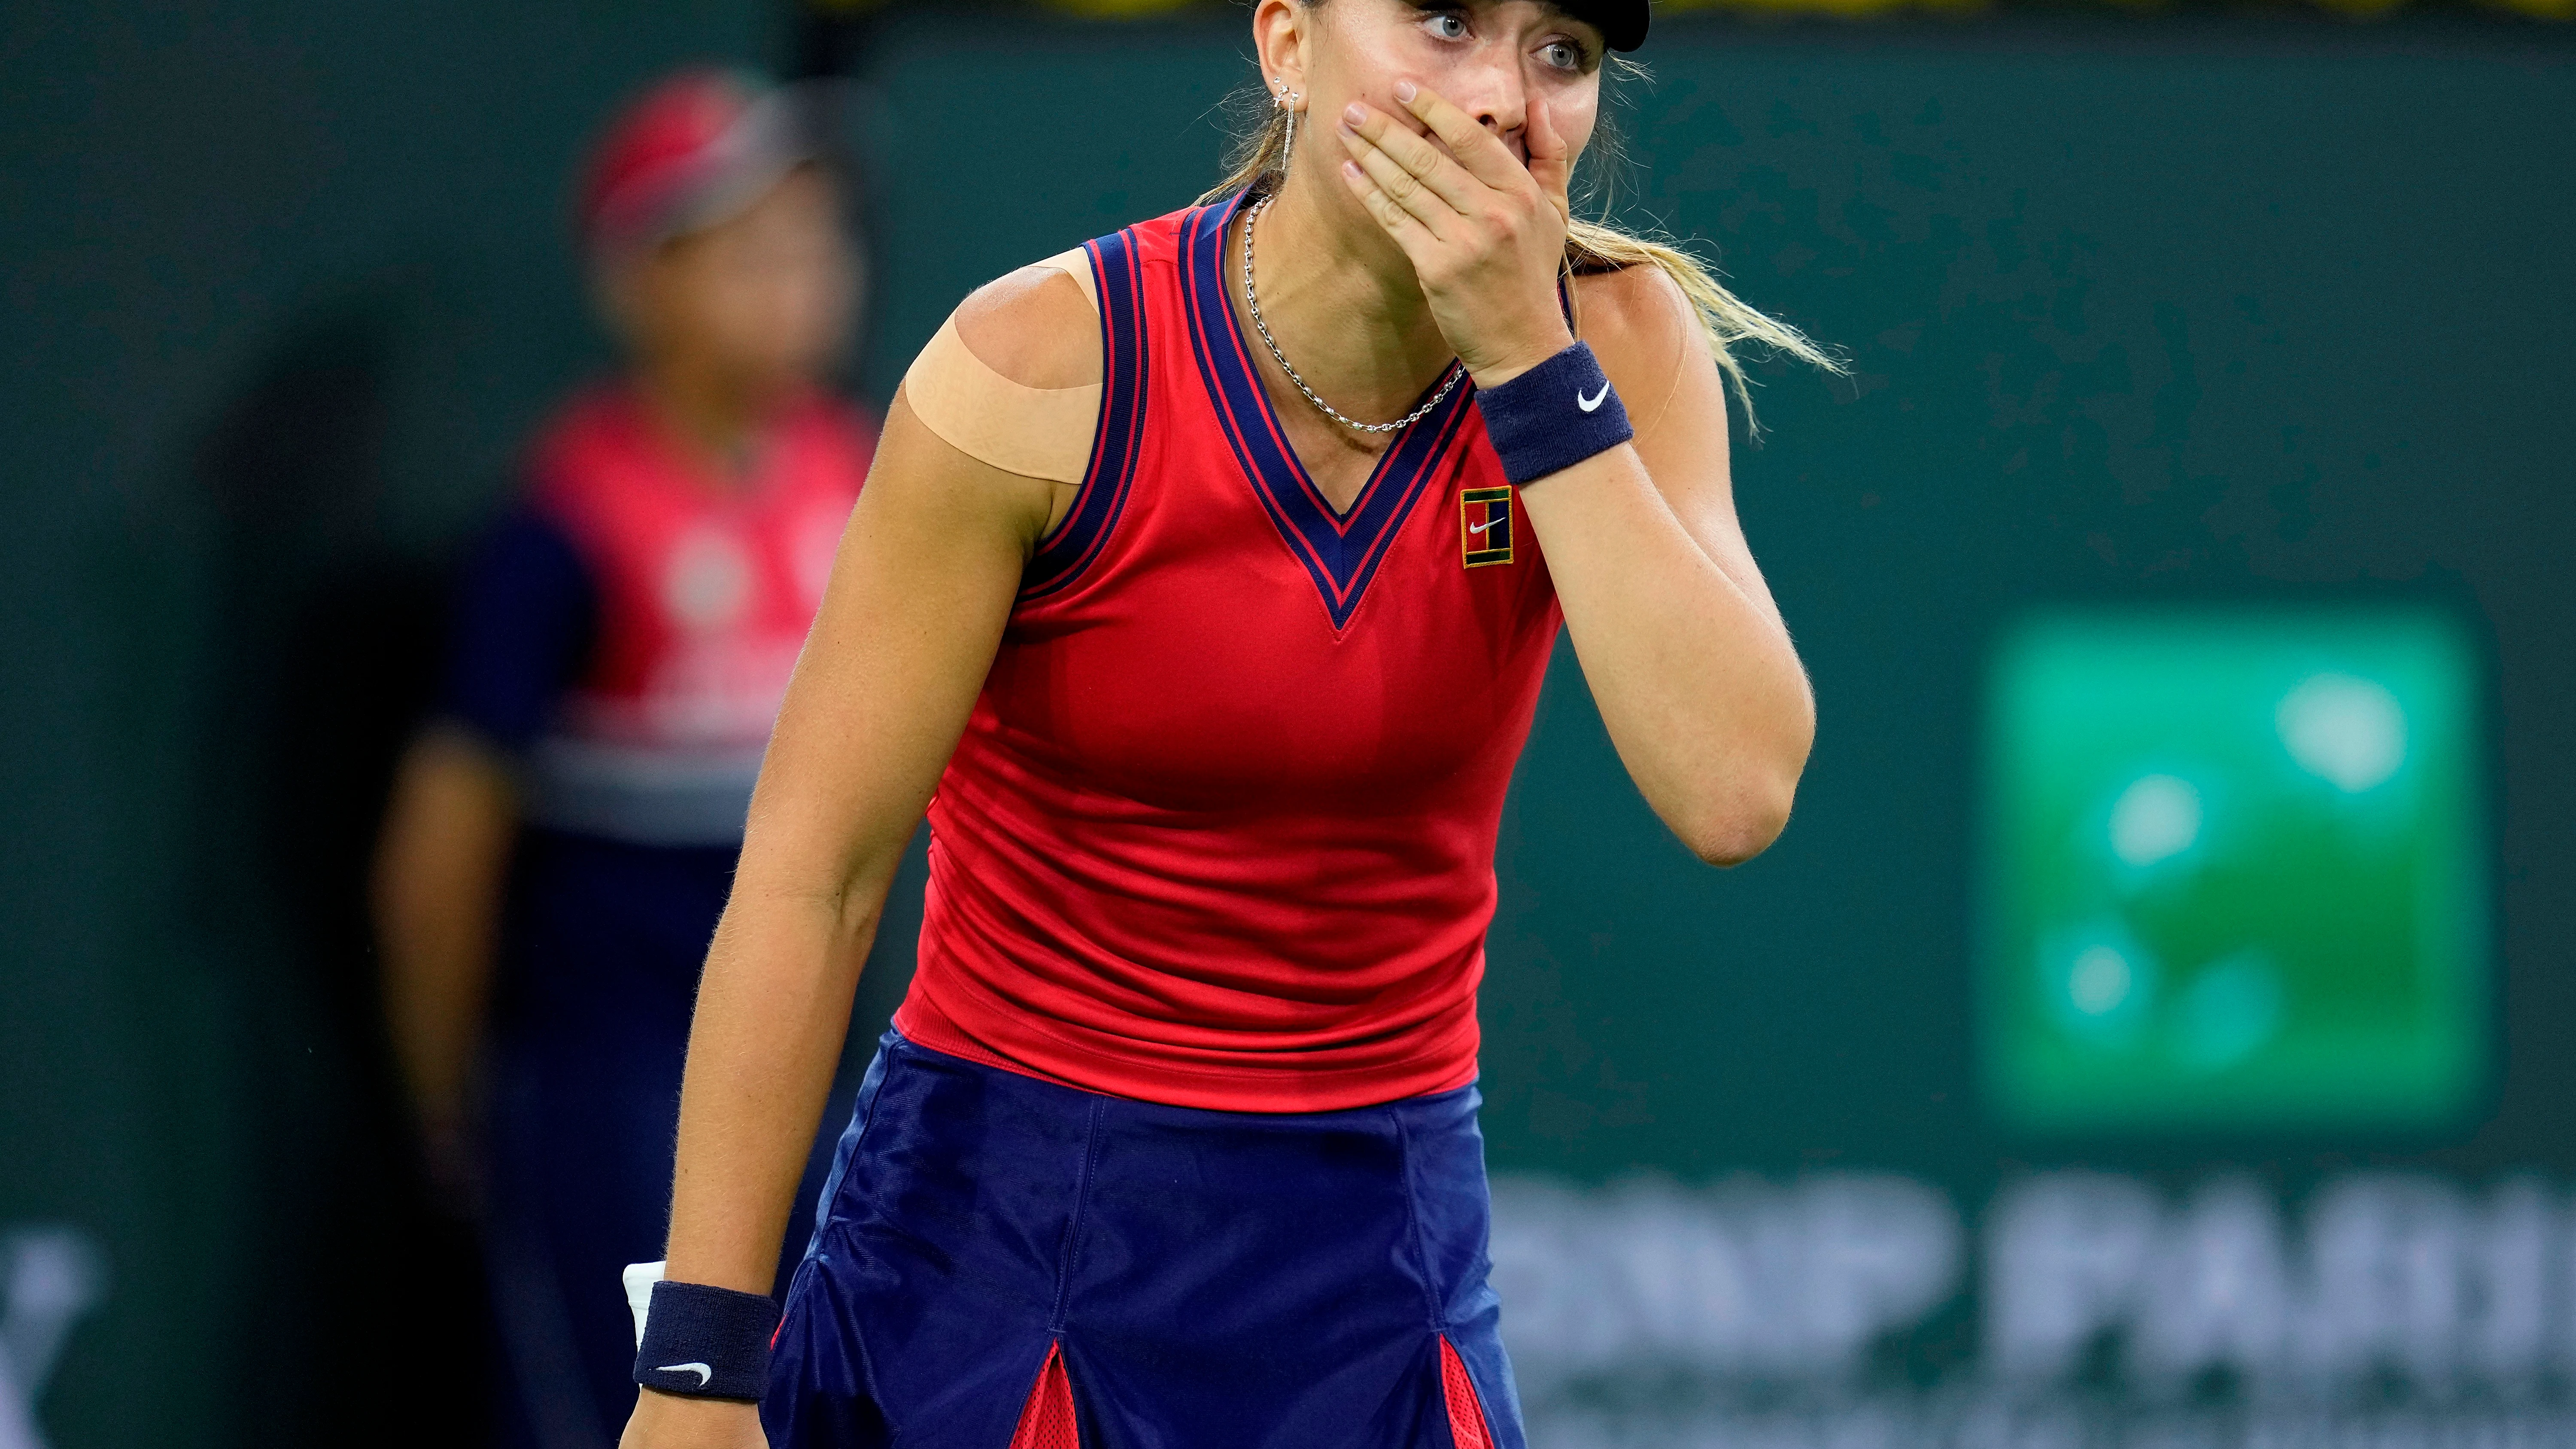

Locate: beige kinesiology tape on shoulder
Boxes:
[901,249,1101,486]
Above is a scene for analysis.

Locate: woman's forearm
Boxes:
[660,872,882,1295]
[1520,447,1815,866]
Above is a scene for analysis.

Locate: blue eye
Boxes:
[1424,12,1468,39]
[1542,40,1579,70]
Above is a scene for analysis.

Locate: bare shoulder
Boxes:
[1573,263,1712,442]
[901,254,1104,498]
[950,263,1103,391]
[1572,262,1695,380]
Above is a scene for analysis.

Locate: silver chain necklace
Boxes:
[1240,195,1463,435]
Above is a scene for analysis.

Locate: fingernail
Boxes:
[1343,101,1367,127]
[1394,79,1417,104]
[1342,160,1364,181]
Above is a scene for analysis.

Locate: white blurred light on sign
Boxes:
[2172,952,2284,1070]
[2276,673,2406,792]
[2109,773,2202,867]
[2068,946,2136,1017]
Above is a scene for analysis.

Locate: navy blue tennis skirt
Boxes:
[764,1029,1526,1449]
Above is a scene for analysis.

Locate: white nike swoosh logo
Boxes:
[657,1362,714,1388]
[1468,516,1501,535]
[1577,382,1610,413]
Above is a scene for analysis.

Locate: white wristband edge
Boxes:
[622,1260,668,1349]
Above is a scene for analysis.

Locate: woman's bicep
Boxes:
[738,393,1053,902]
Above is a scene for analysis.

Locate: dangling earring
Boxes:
[1276,82,1300,178]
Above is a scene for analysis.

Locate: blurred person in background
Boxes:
[371,68,872,1448]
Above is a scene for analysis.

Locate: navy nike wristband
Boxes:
[632,1279,777,1401]
[1472,341,1633,488]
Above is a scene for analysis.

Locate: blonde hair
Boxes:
[1200,42,1842,434]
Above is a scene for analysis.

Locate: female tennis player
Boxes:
[621,2,1828,1446]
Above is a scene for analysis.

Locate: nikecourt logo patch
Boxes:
[1460,486,1514,568]
[658,1362,714,1388]
[1577,382,1611,413]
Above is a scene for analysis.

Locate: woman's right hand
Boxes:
[617,1389,769,1449]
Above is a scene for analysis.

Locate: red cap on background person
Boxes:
[570,66,860,439]
[578,69,825,259]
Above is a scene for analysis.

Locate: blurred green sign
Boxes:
[1981,608,2487,1132]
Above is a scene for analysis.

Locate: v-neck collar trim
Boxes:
[1180,194,1474,631]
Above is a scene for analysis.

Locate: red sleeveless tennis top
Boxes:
[893,196,1564,1112]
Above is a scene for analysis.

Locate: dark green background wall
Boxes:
[4,6,2570,1444]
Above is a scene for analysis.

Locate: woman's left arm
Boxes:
[1520,267,1814,865]
[1340,85,1814,866]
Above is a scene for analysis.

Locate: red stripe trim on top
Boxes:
[1008,1340,1080,1449]
[1439,1336,1495,1449]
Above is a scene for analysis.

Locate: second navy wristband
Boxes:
[632,1279,778,1401]
[1471,341,1634,487]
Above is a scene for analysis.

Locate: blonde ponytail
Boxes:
[1562,219,1842,434]
[1200,51,1842,435]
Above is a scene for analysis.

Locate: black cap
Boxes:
[1568,0,1649,52]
